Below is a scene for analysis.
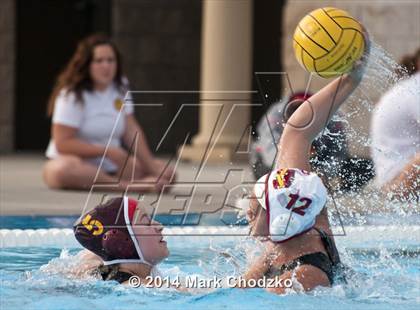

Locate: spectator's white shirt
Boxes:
[371,72,420,187]
[46,84,134,172]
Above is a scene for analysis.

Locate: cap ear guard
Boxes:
[253,174,268,210]
[104,196,152,266]
[102,229,136,259]
[236,177,267,218]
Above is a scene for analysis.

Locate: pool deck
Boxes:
[0,153,255,216]
[1,154,416,218]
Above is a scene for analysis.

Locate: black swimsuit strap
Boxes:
[269,252,335,284]
[105,271,133,284]
[312,227,341,266]
[265,227,344,285]
[98,265,133,284]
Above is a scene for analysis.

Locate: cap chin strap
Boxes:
[103,196,152,266]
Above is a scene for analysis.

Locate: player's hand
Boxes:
[106,147,129,168]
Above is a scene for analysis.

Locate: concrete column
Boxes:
[180,0,253,162]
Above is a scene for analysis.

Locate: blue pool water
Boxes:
[1,235,419,310]
[2,213,419,229]
[1,214,420,310]
[0,213,247,229]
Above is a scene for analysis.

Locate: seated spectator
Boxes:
[43,34,175,192]
[370,48,420,200]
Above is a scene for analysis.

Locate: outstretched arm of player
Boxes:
[277,33,370,171]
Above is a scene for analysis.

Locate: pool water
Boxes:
[2,213,419,230]
[1,237,419,310]
[0,213,247,230]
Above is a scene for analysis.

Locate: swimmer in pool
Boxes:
[73,196,168,285]
[239,32,370,294]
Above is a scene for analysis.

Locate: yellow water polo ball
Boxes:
[293,7,365,78]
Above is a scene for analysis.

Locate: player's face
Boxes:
[247,195,269,240]
[130,208,169,265]
[89,44,117,90]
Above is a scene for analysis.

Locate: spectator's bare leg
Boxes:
[43,155,161,192]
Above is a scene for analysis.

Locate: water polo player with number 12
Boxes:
[239,29,370,294]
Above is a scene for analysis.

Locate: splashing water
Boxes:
[309,41,419,217]
[358,42,408,98]
[1,236,419,310]
[1,40,419,310]
[239,41,420,308]
[333,42,408,153]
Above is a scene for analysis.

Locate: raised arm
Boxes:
[277,37,369,171]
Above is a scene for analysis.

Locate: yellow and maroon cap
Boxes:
[73,196,151,265]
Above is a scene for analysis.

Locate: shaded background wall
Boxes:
[0,0,15,152]
[15,0,111,151]
[112,0,202,153]
[1,0,418,158]
[1,0,282,154]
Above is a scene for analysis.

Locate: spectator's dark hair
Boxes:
[399,47,420,76]
[47,34,124,116]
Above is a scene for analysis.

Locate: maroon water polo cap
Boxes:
[73,196,151,265]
